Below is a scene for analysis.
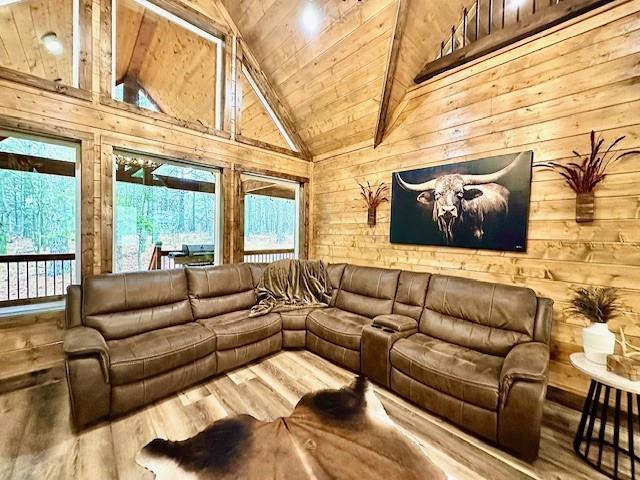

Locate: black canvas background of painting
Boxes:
[390,152,533,252]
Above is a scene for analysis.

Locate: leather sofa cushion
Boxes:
[390,333,503,410]
[186,265,257,319]
[393,271,430,320]
[281,307,316,330]
[307,307,371,350]
[199,310,281,350]
[108,322,216,386]
[421,275,536,356]
[83,269,193,340]
[244,263,267,288]
[326,263,347,306]
[424,275,537,336]
[335,265,400,318]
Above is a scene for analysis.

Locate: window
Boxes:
[113,0,224,130]
[113,151,221,272]
[242,174,301,262]
[0,131,80,305]
[239,65,298,152]
[0,0,81,87]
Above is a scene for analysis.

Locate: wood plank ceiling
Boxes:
[0,0,74,85]
[224,0,396,156]
[222,0,473,157]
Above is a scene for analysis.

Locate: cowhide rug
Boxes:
[136,376,447,479]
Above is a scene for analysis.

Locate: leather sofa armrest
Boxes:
[372,314,418,333]
[65,284,83,329]
[500,342,549,406]
[64,326,110,383]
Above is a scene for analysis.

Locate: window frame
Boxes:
[0,129,83,287]
[111,148,224,273]
[0,0,93,101]
[240,172,303,261]
[101,0,230,137]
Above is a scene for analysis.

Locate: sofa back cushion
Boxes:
[186,264,256,319]
[335,265,400,318]
[83,269,193,340]
[326,263,347,306]
[244,262,267,288]
[420,275,537,356]
[393,271,431,320]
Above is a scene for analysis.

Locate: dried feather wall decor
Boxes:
[357,181,389,226]
[537,131,640,222]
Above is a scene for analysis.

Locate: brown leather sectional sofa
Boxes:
[64,262,553,461]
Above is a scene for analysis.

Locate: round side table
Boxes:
[571,352,640,479]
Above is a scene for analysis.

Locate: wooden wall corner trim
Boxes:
[374,0,408,148]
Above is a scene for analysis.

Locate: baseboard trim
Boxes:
[0,364,64,394]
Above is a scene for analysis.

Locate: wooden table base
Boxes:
[574,380,639,479]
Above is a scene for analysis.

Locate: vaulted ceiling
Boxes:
[222,0,475,157]
[223,0,397,156]
[0,0,474,159]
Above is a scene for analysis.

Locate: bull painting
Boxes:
[390,152,533,252]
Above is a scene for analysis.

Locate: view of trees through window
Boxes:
[0,134,78,303]
[114,155,217,272]
[242,175,297,255]
[0,136,77,256]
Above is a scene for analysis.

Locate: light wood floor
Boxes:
[0,350,625,480]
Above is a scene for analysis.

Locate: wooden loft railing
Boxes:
[0,253,76,307]
[415,0,616,84]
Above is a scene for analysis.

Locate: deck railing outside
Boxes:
[148,244,183,270]
[0,253,76,307]
[244,248,296,263]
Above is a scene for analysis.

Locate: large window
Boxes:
[114,151,221,272]
[113,0,224,130]
[242,174,301,262]
[0,131,80,305]
[0,0,81,87]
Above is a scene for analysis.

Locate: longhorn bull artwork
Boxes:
[391,152,533,252]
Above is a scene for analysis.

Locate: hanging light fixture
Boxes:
[41,32,64,55]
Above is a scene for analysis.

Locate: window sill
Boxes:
[100,95,231,140]
[0,300,65,319]
[0,67,92,102]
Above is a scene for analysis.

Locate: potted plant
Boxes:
[568,287,621,365]
[357,181,389,227]
[538,131,639,222]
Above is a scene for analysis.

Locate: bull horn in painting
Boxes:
[394,173,437,191]
[460,152,528,186]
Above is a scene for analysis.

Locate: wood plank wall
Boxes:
[311,0,640,397]
[0,0,310,386]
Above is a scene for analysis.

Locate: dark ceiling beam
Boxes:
[374,0,408,148]
[115,167,216,194]
[0,152,75,177]
[414,0,617,85]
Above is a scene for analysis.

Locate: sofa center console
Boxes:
[362,314,418,387]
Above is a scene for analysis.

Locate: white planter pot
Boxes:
[582,322,615,365]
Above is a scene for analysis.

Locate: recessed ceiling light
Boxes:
[301,2,321,36]
[41,32,64,55]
